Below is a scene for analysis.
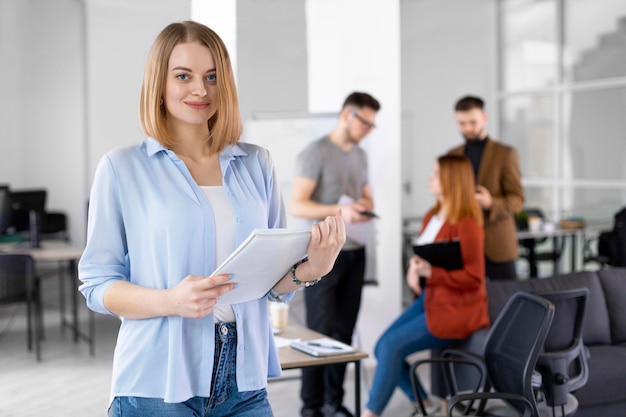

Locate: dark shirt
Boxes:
[464,137,488,180]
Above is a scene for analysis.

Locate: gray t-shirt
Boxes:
[295,136,369,248]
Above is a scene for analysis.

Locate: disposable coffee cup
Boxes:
[528,216,542,232]
[269,302,289,333]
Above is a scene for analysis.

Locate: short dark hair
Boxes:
[342,92,381,112]
[455,95,485,112]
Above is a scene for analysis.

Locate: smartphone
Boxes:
[359,211,379,219]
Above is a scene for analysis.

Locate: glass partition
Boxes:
[499,0,626,223]
[501,94,555,178]
[564,0,626,83]
[562,87,626,180]
[501,0,557,91]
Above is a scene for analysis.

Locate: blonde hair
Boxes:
[139,21,242,152]
[431,155,483,225]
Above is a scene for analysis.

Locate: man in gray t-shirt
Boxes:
[292,92,381,417]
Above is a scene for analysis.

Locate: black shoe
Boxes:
[301,407,324,417]
[323,404,354,417]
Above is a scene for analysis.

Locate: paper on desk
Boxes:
[338,195,372,245]
[274,336,300,349]
[212,228,311,305]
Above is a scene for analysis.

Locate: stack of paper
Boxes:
[212,228,311,305]
[290,337,356,357]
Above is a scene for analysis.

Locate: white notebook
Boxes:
[212,228,311,305]
[290,337,356,357]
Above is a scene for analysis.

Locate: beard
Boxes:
[463,129,486,141]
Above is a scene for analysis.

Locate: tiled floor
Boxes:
[0,275,417,417]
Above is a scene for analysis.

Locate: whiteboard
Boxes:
[243,112,378,284]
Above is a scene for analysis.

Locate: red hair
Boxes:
[430,155,483,225]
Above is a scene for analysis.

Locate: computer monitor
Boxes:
[8,189,47,233]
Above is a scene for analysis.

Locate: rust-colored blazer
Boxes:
[448,138,524,262]
[421,213,489,339]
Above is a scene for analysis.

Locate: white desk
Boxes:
[274,325,369,416]
[0,241,93,355]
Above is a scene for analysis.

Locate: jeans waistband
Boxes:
[215,322,236,343]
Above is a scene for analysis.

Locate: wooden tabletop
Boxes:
[277,325,368,369]
[0,240,83,262]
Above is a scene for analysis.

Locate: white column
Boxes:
[306,0,403,360]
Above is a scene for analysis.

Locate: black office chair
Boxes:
[517,208,565,277]
[0,254,43,361]
[410,292,555,417]
[534,288,589,417]
[41,211,70,242]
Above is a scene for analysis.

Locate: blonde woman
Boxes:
[79,21,344,417]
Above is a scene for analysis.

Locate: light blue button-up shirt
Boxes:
[78,138,293,404]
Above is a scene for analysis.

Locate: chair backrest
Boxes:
[535,288,589,407]
[599,206,626,266]
[0,254,36,303]
[483,292,555,415]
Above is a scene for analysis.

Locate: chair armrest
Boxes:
[410,356,487,416]
[447,391,536,417]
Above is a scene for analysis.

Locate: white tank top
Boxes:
[415,214,444,245]
[200,186,236,323]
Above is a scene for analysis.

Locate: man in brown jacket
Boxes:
[448,95,524,280]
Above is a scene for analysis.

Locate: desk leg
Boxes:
[571,233,577,272]
[528,245,538,278]
[354,360,361,416]
[552,237,560,276]
[71,260,79,342]
[67,259,96,356]
[58,260,66,332]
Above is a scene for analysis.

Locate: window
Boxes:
[498,0,626,223]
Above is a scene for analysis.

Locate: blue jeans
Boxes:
[365,295,452,415]
[108,322,273,417]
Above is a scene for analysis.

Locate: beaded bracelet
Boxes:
[290,257,321,287]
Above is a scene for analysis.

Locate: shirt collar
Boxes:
[143,137,248,159]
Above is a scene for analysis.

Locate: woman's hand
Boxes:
[305,213,347,278]
[270,212,346,294]
[166,273,235,319]
[406,255,432,294]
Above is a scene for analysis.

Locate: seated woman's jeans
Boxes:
[365,295,452,415]
[108,322,273,417]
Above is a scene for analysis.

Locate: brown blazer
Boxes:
[448,138,524,262]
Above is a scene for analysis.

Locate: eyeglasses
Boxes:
[350,111,376,130]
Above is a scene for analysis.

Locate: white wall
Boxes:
[305,0,403,363]
[0,0,84,243]
[400,0,497,217]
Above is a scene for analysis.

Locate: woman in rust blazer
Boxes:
[361,155,489,417]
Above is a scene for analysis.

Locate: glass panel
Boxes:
[562,87,626,179]
[562,187,626,224]
[501,94,555,178]
[523,187,556,220]
[501,0,557,90]
[564,0,626,83]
